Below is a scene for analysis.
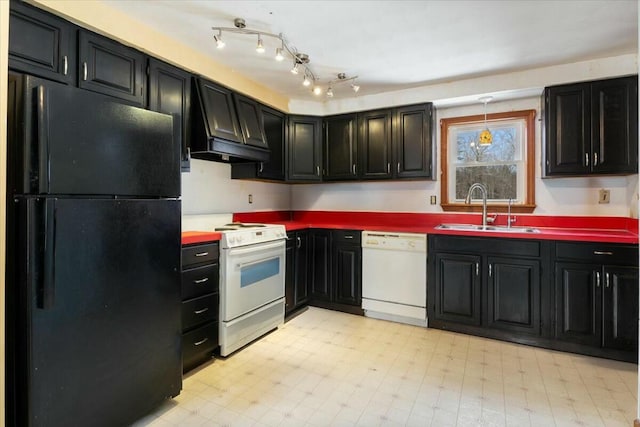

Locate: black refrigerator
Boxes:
[6,74,182,426]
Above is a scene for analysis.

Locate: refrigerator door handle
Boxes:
[37,199,56,310]
[36,85,50,194]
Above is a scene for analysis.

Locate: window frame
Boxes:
[440,109,536,213]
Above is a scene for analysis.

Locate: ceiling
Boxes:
[103,0,638,103]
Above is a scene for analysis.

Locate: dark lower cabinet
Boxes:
[309,229,331,301]
[9,0,77,84]
[285,230,309,314]
[181,242,219,373]
[332,236,362,306]
[602,266,639,351]
[433,253,481,325]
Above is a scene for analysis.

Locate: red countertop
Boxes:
[182,210,639,245]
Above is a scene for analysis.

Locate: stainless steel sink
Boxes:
[435,224,540,233]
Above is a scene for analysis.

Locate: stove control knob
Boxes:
[229,236,236,244]
[237,235,244,244]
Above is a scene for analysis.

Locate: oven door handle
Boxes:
[226,240,285,257]
[236,256,281,269]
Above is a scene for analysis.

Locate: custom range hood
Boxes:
[190,77,270,163]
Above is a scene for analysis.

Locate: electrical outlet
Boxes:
[248,194,253,204]
[430,195,437,205]
[598,189,610,204]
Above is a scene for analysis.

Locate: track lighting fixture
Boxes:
[211,18,362,98]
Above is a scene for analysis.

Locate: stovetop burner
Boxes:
[215,223,268,231]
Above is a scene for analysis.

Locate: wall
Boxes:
[181,160,290,214]
[292,95,639,218]
[0,0,8,423]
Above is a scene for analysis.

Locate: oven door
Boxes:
[221,239,285,322]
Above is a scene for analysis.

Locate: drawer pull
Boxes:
[593,251,613,256]
[344,235,354,239]
[195,252,209,257]
[193,277,209,284]
[194,307,209,314]
[194,338,208,346]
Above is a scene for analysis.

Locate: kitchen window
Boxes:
[440,109,536,213]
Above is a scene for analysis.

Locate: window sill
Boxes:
[441,203,536,214]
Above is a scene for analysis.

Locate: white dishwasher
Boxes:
[361,231,427,327]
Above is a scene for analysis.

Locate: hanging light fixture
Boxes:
[211,18,361,98]
[478,96,493,146]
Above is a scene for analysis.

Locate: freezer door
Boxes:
[19,76,179,197]
[16,198,181,427]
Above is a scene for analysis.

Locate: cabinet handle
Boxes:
[82,62,88,81]
[397,163,400,174]
[593,251,613,256]
[316,166,320,176]
[595,271,600,287]
[259,162,264,173]
[344,235,354,239]
[387,163,390,174]
[585,152,589,167]
[194,307,209,315]
[593,152,598,166]
[193,277,209,284]
[352,164,356,175]
[296,236,301,249]
[605,272,610,288]
[194,338,208,346]
[195,251,209,257]
[63,55,68,75]
[475,262,479,276]
[488,264,492,277]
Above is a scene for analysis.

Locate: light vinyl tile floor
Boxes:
[133,307,637,427]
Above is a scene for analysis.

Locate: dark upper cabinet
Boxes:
[602,266,639,351]
[308,230,331,301]
[544,76,638,176]
[487,257,540,335]
[233,94,268,149]
[194,79,243,144]
[9,1,77,84]
[358,109,393,179]
[148,58,191,171]
[78,31,146,106]
[288,115,322,182]
[259,106,286,180]
[433,253,482,326]
[394,104,433,178]
[323,114,358,180]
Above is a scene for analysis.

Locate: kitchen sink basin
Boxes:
[435,224,540,233]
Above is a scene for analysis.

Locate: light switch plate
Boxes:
[598,189,610,204]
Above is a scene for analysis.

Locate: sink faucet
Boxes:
[465,183,489,228]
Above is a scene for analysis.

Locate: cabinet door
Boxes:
[358,109,393,179]
[544,84,591,175]
[309,230,331,301]
[234,94,268,149]
[487,257,540,335]
[9,1,76,84]
[285,235,296,313]
[394,104,433,178]
[324,114,358,180]
[591,76,638,174]
[195,79,243,143]
[288,116,322,181]
[434,253,481,325]
[148,58,191,171]
[602,265,639,352]
[259,106,286,180]
[294,232,309,306]
[78,31,146,106]
[332,243,362,306]
[554,262,600,347]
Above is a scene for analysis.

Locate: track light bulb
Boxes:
[326,87,334,98]
[303,75,311,87]
[275,47,284,61]
[291,63,299,75]
[214,31,225,49]
[256,36,265,53]
[313,86,322,95]
[351,83,360,93]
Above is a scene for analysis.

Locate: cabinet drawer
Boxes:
[182,264,218,300]
[182,321,217,373]
[431,235,540,258]
[556,242,638,265]
[182,243,219,269]
[182,294,218,331]
[332,229,361,245]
